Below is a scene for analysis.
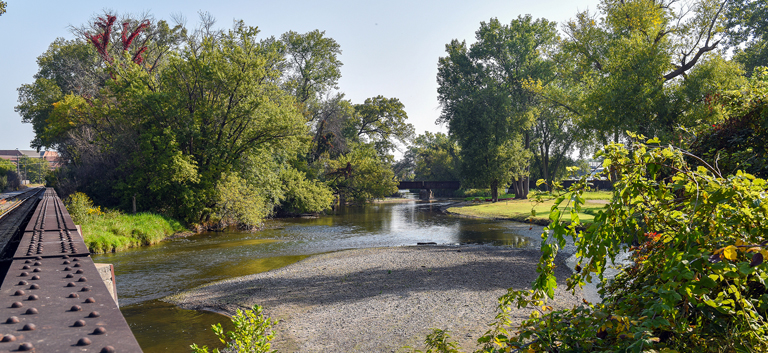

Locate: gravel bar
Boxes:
[168,245,585,352]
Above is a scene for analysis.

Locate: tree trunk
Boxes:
[491,179,499,202]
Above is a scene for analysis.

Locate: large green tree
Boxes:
[558,0,740,144]
[438,15,557,201]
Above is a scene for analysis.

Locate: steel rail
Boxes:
[0,188,142,352]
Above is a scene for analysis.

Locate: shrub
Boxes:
[64,192,98,224]
[191,305,276,353]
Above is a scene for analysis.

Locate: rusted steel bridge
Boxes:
[0,188,142,352]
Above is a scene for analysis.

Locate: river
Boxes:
[92,198,543,352]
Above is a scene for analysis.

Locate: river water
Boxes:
[92,198,542,352]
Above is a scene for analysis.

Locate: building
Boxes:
[0,149,63,170]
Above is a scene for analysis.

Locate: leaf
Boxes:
[750,252,764,267]
[549,208,561,222]
[723,245,738,261]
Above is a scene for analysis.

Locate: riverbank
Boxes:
[80,211,189,253]
[443,192,611,226]
[168,245,586,352]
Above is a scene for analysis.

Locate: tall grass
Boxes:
[79,211,186,253]
[64,192,186,253]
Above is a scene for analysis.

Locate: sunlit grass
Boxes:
[80,211,186,253]
[448,190,612,223]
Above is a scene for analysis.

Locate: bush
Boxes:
[191,305,276,353]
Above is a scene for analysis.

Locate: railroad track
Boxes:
[0,188,142,352]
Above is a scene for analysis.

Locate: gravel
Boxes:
[168,243,586,352]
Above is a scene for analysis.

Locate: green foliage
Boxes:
[280,30,342,105]
[560,0,736,144]
[0,1,6,16]
[64,192,98,225]
[278,168,334,214]
[346,95,415,156]
[191,305,276,353]
[688,67,768,177]
[214,173,271,229]
[406,329,461,353]
[0,159,15,191]
[726,0,768,76]
[472,134,768,352]
[325,142,399,203]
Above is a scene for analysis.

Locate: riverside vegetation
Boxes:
[65,192,185,253]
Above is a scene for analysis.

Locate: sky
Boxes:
[0,0,600,153]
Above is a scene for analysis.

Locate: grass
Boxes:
[448,190,612,224]
[79,211,187,253]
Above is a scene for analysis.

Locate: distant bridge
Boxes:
[398,181,460,199]
[398,181,461,190]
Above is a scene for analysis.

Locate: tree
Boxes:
[0,2,6,16]
[325,143,399,203]
[529,104,582,188]
[726,0,768,76]
[16,156,49,184]
[559,0,735,144]
[280,30,343,106]
[409,132,460,182]
[345,95,415,156]
[437,15,557,201]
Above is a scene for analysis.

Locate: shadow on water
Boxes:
[92,199,539,352]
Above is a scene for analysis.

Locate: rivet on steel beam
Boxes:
[5,316,19,324]
[23,260,31,264]
[66,282,76,287]
[34,256,41,260]
[29,284,39,290]
[19,272,28,277]
[84,298,95,304]
[100,346,116,353]
[17,281,28,286]
[21,265,30,270]
[63,255,70,259]
[68,293,79,299]
[73,258,80,262]
[70,305,82,312]
[32,268,41,273]
[27,295,38,301]
[75,269,84,274]
[73,320,86,327]
[78,277,87,282]
[13,290,24,296]
[62,260,70,265]
[18,342,33,351]
[24,308,37,315]
[87,311,100,318]
[33,262,41,266]
[30,275,40,280]
[65,274,74,278]
[1,334,15,342]
[76,337,91,346]
[64,267,71,271]
[74,263,81,268]
[92,327,106,335]
[80,287,91,292]
[21,323,35,331]
[11,302,22,308]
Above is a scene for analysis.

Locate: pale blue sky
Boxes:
[0,0,599,152]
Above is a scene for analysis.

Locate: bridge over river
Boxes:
[398,181,460,199]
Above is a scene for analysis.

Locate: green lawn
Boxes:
[448,191,612,224]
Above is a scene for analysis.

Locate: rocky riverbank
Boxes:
[167,244,586,352]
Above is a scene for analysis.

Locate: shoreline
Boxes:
[167,244,586,352]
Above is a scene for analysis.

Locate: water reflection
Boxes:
[93,199,537,352]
